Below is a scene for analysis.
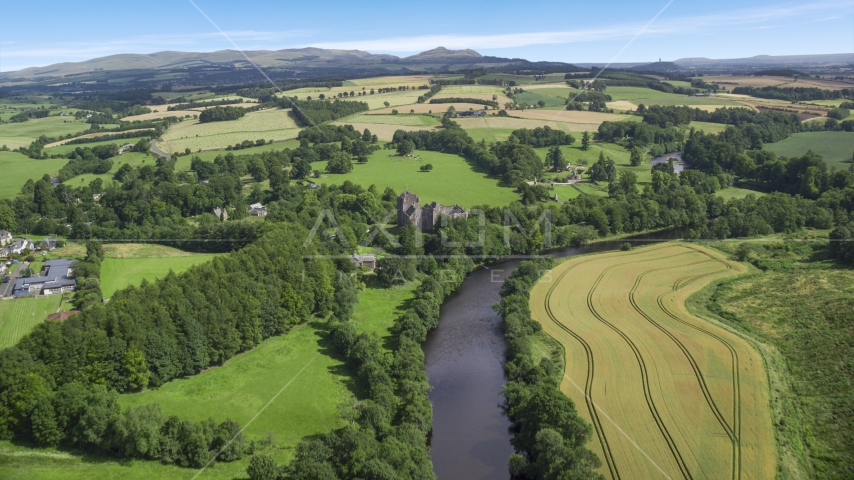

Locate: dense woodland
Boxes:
[198,105,247,123]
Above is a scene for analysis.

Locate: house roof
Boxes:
[13,259,77,295]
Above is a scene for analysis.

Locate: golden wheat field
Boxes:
[530,243,775,480]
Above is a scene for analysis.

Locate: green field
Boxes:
[0,440,223,480]
[352,281,418,350]
[465,127,515,143]
[0,116,91,150]
[605,87,740,106]
[715,187,766,200]
[100,255,219,298]
[119,320,347,470]
[572,182,609,196]
[513,91,566,107]
[764,132,854,169]
[438,85,507,96]
[533,142,653,187]
[689,121,729,134]
[338,113,438,126]
[337,89,425,110]
[159,109,301,153]
[314,149,519,207]
[0,295,71,350]
[0,152,69,198]
[477,74,539,85]
[59,151,152,188]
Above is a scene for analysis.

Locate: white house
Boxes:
[248,203,268,216]
[9,239,34,255]
[0,230,11,247]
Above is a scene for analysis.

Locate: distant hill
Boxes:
[401,47,482,63]
[629,61,682,72]
[674,53,854,66]
[3,48,399,78]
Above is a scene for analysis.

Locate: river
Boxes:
[649,151,689,173]
[423,229,685,479]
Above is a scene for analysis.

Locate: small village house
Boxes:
[248,203,268,216]
[351,253,377,270]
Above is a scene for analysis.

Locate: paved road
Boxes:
[149,139,170,161]
[0,264,21,298]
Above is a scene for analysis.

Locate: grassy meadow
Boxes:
[688,242,854,478]
[159,109,300,153]
[314,149,519,208]
[0,152,68,198]
[352,281,419,351]
[100,255,219,298]
[0,295,71,350]
[0,116,91,150]
[530,244,775,479]
[119,321,348,468]
[604,86,740,107]
[764,131,854,168]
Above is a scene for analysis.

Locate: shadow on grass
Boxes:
[310,319,369,402]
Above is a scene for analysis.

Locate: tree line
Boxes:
[497,257,604,479]
[510,126,575,148]
[429,97,499,108]
[280,98,369,126]
[732,86,853,102]
[198,106,247,123]
[168,98,243,111]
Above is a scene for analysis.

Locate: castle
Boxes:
[397,190,468,232]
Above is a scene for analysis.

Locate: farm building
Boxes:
[351,253,377,270]
[397,190,468,232]
[12,259,77,296]
[456,110,487,117]
[118,143,135,154]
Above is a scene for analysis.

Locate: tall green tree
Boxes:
[629,147,644,166]
[580,131,590,151]
[546,146,567,171]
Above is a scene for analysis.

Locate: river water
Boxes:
[650,151,688,173]
[423,229,685,479]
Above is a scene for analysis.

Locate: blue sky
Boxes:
[1,0,852,72]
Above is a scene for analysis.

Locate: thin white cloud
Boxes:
[304,0,852,52]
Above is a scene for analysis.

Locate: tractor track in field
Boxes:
[586,258,696,480]
[659,245,744,480]
[540,244,744,480]
[545,265,621,480]
[630,259,743,480]
[541,245,692,480]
